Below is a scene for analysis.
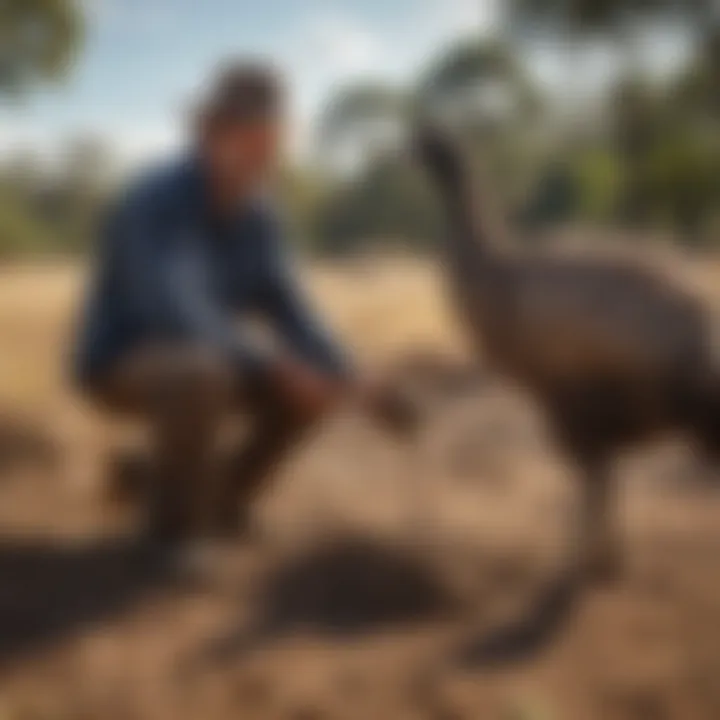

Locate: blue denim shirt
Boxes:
[74,157,349,385]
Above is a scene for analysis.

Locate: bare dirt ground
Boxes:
[1,258,720,720]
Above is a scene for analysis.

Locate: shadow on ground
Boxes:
[200,536,467,665]
[0,537,190,667]
[196,531,576,674]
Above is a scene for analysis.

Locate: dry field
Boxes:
[0,257,720,719]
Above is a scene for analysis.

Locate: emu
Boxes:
[414,125,720,580]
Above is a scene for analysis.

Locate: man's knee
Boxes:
[164,348,234,395]
[84,346,236,419]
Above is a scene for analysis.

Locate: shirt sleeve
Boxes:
[258,209,353,379]
[113,192,271,374]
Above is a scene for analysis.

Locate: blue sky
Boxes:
[0,0,693,166]
[0,0,501,164]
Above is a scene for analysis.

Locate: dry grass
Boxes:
[0,257,719,719]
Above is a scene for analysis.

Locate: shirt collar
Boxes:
[179,152,265,230]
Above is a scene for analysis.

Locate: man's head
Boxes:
[195,61,285,206]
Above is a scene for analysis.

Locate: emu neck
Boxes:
[439,179,498,287]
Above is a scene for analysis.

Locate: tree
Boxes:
[315,82,407,168]
[312,155,442,256]
[0,192,50,258]
[0,134,116,256]
[0,0,84,95]
[316,37,541,195]
[313,37,543,252]
[51,135,114,251]
[417,38,542,204]
[504,0,720,237]
[416,39,538,127]
[506,0,711,36]
[674,24,720,123]
[611,76,664,225]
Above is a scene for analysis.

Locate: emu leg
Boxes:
[578,455,622,584]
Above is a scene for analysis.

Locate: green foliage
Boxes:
[311,37,543,254]
[0,136,114,259]
[0,0,84,95]
[507,0,709,34]
[0,0,87,257]
[418,39,518,98]
[674,26,720,123]
[417,38,539,123]
[316,82,407,163]
[0,191,50,258]
[311,158,442,256]
[277,163,328,251]
[643,127,720,241]
[574,149,623,221]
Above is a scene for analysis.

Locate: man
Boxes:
[75,61,383,544]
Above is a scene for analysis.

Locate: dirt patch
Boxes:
[0,414,59,477]
[1,261,720,719]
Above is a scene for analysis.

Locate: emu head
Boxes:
[411,122,466,193]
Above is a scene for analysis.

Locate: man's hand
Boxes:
[270,359,345,421]
[269,360,422,438]
[355,375,423,439]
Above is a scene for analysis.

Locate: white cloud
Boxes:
[422,0,501,40]
[273,10,392,159]
[305,14,387,78]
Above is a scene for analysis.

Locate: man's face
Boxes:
[202,117,282,201]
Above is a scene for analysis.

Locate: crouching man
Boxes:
[74,61,378,544]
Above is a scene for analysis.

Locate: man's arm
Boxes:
[252,207,419,431]
[259,210,352,380]
[113,192,270,375]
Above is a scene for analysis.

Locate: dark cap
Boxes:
[196,60,284,124]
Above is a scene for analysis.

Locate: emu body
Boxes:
[416,126,720,578]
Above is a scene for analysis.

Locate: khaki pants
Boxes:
[85,346,314,542]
